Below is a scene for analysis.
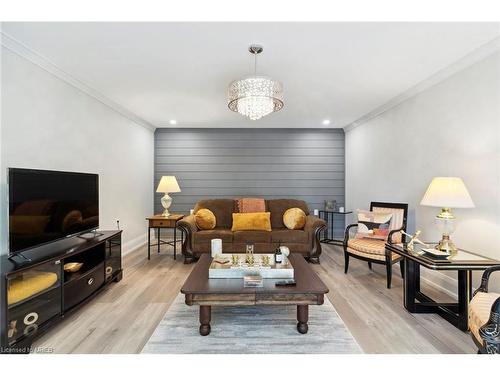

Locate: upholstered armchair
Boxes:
[469,265,500,354]
[343,202,408,289]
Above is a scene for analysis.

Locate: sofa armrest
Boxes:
[178,214,198,234]
[177,215,198,263]
[304,215,326,233]
[304,215,326,263]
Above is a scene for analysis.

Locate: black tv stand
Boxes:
[1,230,122,353]
[7,252,32,266]
[77,230,104,240]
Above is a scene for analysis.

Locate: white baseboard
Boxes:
[122,233,148,256]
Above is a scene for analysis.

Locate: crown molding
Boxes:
[343,36,500,133]
[1,31,156,132]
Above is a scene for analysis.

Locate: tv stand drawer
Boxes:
[64,263,105,310]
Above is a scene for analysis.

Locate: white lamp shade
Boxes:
[420,177,474,208]
[156,176,181,193]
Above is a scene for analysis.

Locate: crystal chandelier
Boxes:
[228,45,284,120]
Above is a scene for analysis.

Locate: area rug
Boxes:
[141,294,362,354]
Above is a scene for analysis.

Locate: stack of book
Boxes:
[243,275,263,288]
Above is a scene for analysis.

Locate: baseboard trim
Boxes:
[122,233,148,256]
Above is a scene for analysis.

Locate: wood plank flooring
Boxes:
[34,243,476,354]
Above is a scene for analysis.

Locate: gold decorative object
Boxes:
[261,255,270,267]
[246,254,255,266]
[64,262,83,273]
[401,230,428,251]
[231,254,239,266]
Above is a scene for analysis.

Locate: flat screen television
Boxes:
[8,168,99,254]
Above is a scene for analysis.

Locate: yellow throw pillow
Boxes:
[231,212,272,232]
[283,208,306,230]
[194,208,216,230]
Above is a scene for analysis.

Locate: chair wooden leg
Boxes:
[344,251,350,274]
[368,261,372,270]
[386,257,392,289]
[400,259,405,278]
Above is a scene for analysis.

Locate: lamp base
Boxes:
[161,193,172,217]
[435,235,457,254]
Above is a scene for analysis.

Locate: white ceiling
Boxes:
[2,22,500,129]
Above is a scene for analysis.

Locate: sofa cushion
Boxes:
[237,198,266,213]
[271,229,309,244]
[233,230,271,243]
[231,212,271,232]
[194,208,216,230]
[267,199,310,229]
[194,199,235,228]
[193,229,233,243]
[283,208,306,230]
[469,291,500,344]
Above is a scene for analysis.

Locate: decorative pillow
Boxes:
[356,209,393,240]
[231,212,272,232]
[194,208,216,230]
[283,208,306,230]
[237,198,266,213]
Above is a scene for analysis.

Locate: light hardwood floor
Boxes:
[34,243,476,354]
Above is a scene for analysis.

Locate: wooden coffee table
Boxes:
[181,253,329,336]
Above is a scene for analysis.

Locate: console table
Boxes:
[318,210,352,245]
[386,242,500,331]
[146,214,184,260]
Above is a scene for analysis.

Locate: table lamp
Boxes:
[156,176,181,217]
[420,177,474,253]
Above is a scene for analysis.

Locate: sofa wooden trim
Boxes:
[178,199,326,264]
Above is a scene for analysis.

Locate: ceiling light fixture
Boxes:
[169,119,177,125]
[322,119,331,125]
[227,44,284,121]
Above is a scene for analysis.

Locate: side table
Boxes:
[386,241,500,331]
[318,210,352,245]
[146,214,184,260]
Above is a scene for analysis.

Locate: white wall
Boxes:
[0,47,154,255]
[345,52,500,293]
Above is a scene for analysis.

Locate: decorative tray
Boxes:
[208,254,294,279]
[419,246,451,259]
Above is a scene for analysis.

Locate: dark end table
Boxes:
[386,242,500,331]
[146,214,184,260]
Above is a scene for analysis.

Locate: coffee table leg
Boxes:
[199,305,211,336]
[297,305,309,334]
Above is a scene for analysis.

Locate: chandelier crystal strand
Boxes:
[227,45,284,121]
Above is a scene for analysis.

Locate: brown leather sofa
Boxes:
[178,198,326,264]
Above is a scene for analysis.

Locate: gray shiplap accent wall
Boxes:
[154,128,345,235]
